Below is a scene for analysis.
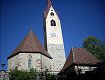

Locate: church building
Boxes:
[8,0,100,76]
[7,30,52,71]
[7,0,66,73]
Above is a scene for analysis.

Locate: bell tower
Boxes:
[43,0,66,73]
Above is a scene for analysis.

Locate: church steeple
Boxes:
[8,28,52,59]
[43,0,66,73]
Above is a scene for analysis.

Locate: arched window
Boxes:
[51,20,56,26]
[28,59,31,69]
[50,12,54,16]
[28,54,32,69]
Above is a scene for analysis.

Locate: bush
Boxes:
[46,73,54,80]
[8,67,37,80]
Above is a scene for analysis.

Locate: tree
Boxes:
[83,36,105,62]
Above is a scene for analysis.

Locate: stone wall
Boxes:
[47,44,66,72]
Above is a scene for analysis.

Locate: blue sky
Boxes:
[0,0,105,70]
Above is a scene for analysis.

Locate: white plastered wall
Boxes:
[8,54,19,70]
[44,6,66,72]
[8,53,51,71]
[46,6,64,44]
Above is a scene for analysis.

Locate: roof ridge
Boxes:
[71,48,75,63]
[83,48,100,61]
[19,33,30,51]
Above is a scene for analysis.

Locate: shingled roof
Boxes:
[61,48,100,71]
[8,30,52,59]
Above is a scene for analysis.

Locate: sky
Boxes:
[0,0,105,70]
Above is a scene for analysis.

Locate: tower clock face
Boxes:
[51,33,56,37]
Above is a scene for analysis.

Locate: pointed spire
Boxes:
[72,47,75,63]
[44,0,52,18]
[8,29,52,59]
[48,0,52,8]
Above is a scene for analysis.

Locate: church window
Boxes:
[51,20,56,26]
[28,54,32,69]
[28,59,32,69]
[50,12,54,16]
